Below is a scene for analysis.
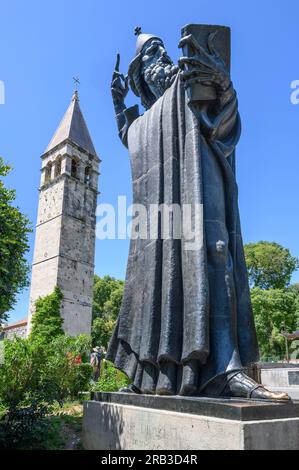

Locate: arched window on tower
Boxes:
[55,157,62,178]
[71,158,78,178]
[45,162,52,183]
[84,166,91,185]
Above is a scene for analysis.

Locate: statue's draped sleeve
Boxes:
[199,85,241,159]
[116,104,140,148]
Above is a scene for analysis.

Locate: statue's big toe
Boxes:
[227,372,290,401]
[250,387,290,401]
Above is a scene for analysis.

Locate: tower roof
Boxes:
[45,91,97,156]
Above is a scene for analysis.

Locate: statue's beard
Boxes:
[143,56,179,98]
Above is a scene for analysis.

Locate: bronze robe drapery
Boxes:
[107,75,259,394]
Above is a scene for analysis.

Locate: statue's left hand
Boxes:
[178,32,231,93]
[111,54,129,106]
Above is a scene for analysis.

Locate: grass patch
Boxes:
[9,401,84,450]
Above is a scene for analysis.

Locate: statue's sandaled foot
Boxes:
[119,383,141,394]
[226,372,290,401]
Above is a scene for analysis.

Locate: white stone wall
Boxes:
[61,300,92,336]
[28,257,60,328]
[33,217,62,263]
[37,180,65,224]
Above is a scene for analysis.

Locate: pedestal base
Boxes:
[82,393,299,450]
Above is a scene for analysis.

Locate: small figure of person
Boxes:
[90,346,105,382]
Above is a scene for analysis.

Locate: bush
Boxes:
[0,338,58,407]
[0,401,50,449]
[0,334,93,448]
[46,335,93,400]
[0,338,57,449]
[91,360,131,392]
[29,287,64,343]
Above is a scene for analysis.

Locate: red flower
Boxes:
[74,355,82,365]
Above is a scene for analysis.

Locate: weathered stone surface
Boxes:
[91,392,299,421]
[82,399,299,450]
[258,364,299,400]
[261,365,299,387]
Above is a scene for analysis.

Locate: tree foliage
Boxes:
[92,317,116,349]
[287,283,299,325]
[92,275,124,349]
[92,275,124,319]
[244,242,299,360]
[244,241,299,290]
[251,288,298,360]
[29,287,64,343]
[0,158,31,320]
[101,286,124,320]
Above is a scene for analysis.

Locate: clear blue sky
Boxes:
[1,0,299,322]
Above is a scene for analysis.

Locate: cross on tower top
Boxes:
[73,76,80,91]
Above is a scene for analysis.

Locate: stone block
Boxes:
[82,394,299,450]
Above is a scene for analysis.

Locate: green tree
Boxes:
[251,288,298,360]
[92,317,116,349]
[29,287,64,343]
[287,283,299,327]
[92,275,124,319]
[244,241,299,290]
[92,275,124,349]
[102,285,124,320]
[0,158,31,321]
[245,242,299,360]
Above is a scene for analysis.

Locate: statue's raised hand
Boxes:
[111,54,129,106]
[178,32,231,93]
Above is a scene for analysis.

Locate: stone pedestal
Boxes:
[82,393,299,450]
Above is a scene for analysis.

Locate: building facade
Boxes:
[27,90,100,336]
[0,319,28,340]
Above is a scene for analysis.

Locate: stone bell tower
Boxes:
[27,90,100,336]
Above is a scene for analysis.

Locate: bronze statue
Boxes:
[107,25,289,400]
